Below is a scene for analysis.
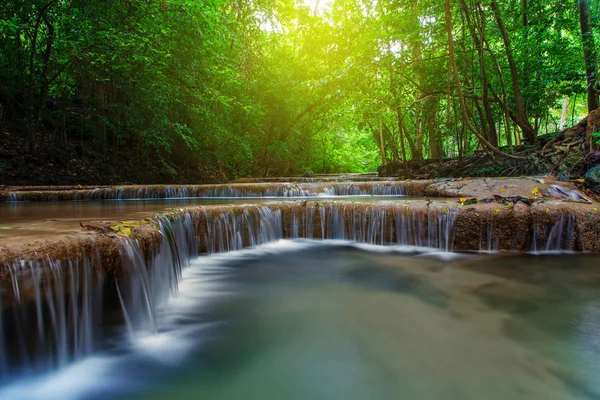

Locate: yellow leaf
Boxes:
[459,197,468,202]
[500,188,505,192]
[532,187,540,196]
[122,228,131,236]
[474,212,480,217]
[120,221,143,227]
[591,207,598,212]
[506,203,514,209]
[443,209,449,215]
[545,208,550,214]
[494,208,501,213]
[110,225,120,232]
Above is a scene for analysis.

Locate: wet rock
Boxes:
[556,172,569,182]
[585,165,600,192]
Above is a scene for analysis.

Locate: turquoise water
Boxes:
[3,241,600,400]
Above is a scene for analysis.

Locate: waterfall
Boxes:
[202,207,284,253]
[117,213,199,337]
[1,182,407,202]
[532,214,578,252]
[0,200,588,380]
[0,256,102,380]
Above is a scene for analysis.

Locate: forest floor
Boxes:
[1,125,598,186]
[0,130,225,186]
[379,145,599,182]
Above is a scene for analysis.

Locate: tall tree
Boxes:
[578,0,598,113]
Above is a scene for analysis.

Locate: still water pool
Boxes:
[3,241,600,400]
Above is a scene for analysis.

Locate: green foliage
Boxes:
[0,0,596,179]
[593,130,600,145]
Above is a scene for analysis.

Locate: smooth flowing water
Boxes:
[0,196,412,244]
[2,241,600,400]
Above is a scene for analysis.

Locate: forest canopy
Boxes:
[0,0,598,179]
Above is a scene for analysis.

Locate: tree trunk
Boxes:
[378,116,387,166]
[559,97,569,130]
[444,0,524,159]
[490,0,536,144]
[395,106,410,177]
[460,0,499,147]
[578,0,599,113]
[425,97,443,160]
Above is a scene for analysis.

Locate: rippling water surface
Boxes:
[3,241,600,400]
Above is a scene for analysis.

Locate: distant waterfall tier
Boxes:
[0,182,418,202]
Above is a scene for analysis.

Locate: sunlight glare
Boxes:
[303,0,332,15]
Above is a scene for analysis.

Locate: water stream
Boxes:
[2,240,600,400]
[1,185,599,399]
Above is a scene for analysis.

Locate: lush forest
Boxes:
[1,0,599,183]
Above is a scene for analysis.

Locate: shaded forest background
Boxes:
[1,0,599,184]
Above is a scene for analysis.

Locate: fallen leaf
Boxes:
[508,185,516,188]
[532,187,540,196]
[0,226,15,230]
[122,227,131,236]
[494,208,501,213]
[459,197,468,203]
[545,208,550,214]
[443,209,449,215]
[500,188,505,192]
[591,207,598,212]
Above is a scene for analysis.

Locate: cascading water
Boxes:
[532,213,578,252]
[0,256,103,380]
[117,213,199,338]
[0,198,593,396]
[1,182,408,202]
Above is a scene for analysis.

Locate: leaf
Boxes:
[508,185,516,188]
[459,197,468,202]
[532,187,540,196]
[591,207,598,212]
[0,226,15,230]
[443,209,449,215]
[500,188,505,192]
[493,208,501,212]
[122,228,131,236]
[110,225,120,232]
[545,208,550,214]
